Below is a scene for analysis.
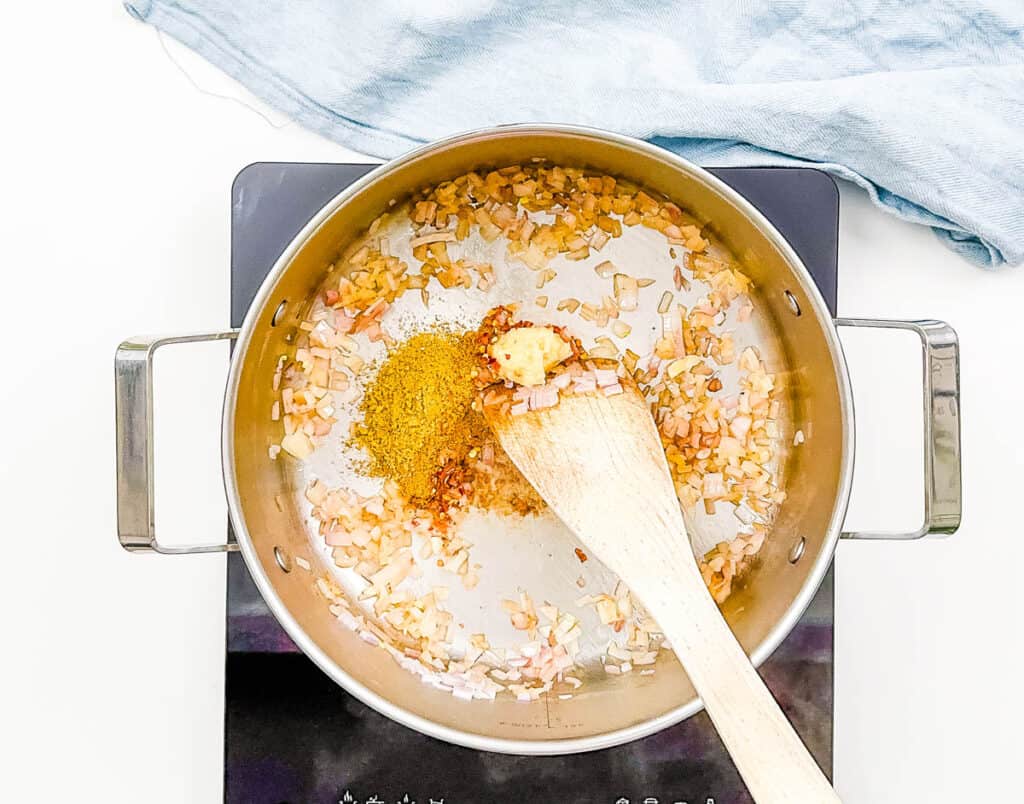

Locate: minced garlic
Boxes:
[489,327,572,387]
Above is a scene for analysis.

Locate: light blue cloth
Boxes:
[126,0,1024,268]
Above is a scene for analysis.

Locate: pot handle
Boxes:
[115,331,241,554]
[834,318,961,540]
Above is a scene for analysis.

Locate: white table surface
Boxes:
[3,4,1021,802]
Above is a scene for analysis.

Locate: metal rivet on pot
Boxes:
[274,546,292,573]
[271,299,288,327]
[788,537,806,564]
[784,290,801,317]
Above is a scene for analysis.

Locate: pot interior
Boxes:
[226,127,850,752]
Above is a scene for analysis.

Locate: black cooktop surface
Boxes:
[227,163,839,804]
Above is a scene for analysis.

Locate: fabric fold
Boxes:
[126,0,1024,268]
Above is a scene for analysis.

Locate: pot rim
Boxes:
[221,123,855,754]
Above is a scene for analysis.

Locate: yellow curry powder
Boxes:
[355,329,488,503]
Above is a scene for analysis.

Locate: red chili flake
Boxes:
[574,547,588,563]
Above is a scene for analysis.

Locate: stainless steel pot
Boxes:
[115,125,961,754]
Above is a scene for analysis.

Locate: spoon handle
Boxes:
[648,544,841,804]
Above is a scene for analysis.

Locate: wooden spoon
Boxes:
[485,381,840,803]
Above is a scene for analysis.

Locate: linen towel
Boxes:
[126,0,1024,268]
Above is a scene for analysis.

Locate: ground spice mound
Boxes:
[355,328,487,503]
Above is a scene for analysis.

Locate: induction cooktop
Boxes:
[226,162,839,804]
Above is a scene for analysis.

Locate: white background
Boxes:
[1,3,1021,802]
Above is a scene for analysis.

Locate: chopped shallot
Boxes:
[272,161,785,703]
[613,274,639,311]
